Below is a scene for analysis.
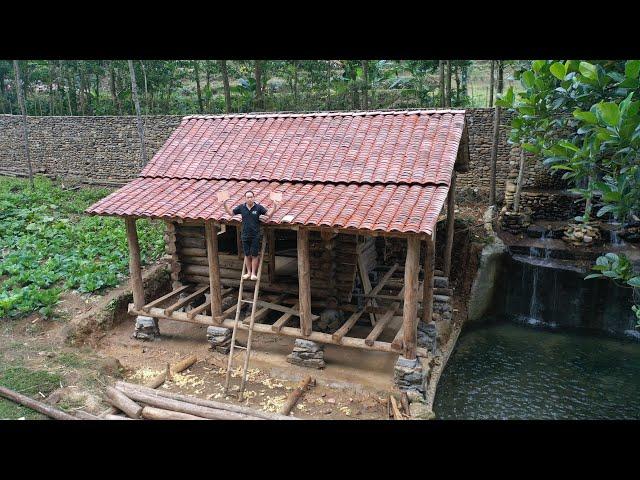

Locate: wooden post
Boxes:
[421,236,436,324]
[125,217,145,310]
[205,220,223,318]
[443,172,456,278]
[236,225,243,259]
[267,228,276,283]
[297,227,312,337]
[402,236,421,360]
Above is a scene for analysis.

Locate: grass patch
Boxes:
[55,352,91,369]
[0,176,165,320]
[0,365,61,419]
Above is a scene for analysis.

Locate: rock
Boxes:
[583,235,592,243]
[409,401,436,420]
[98,356,124,377]
[526,225,546,238]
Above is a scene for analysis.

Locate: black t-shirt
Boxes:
[232,202,268,238]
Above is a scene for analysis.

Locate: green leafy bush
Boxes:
[0,176,164,319]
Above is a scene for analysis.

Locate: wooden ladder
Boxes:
[223,236,267,401]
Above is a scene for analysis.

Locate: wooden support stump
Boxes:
[422,236,436,324]
[402,236,421,360]
[125,217,145,310]
[443,172,456,278]
[297,228,312,337]
[205,220,223,317]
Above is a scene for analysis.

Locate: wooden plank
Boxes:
[391,324,404,350]
[364,294,402,347]
[272,302,299,332]
[443,172,456,278]
[205,221,223,317]
[332,309,365,343]
[297,228,312,337]
[125,217,145,310]
[422,236,436,324]
[254,300,318,320]
[357,253,377,326]
[165,285,209,316]
[402,236,421,360]
[187,288,233,319]
[244,294,287,325]
[142,285,190,312]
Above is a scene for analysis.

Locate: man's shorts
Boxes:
[241,234,261,257]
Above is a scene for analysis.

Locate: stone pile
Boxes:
[619,221,640,243]
[562,223,601,246]
[499,207,532,234]
[206,326,232,354]
[393,356,427,395]
[431,295,452,325]
[417,321,437,353]
[133,316,160,341]
[286,339,325,369]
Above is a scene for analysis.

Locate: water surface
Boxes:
[433,320,640,419]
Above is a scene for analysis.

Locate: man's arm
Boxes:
[223,199,233,216]
[261,201,279,220]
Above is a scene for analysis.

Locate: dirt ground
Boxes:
[1,206,486,420]
[0,283,398,420]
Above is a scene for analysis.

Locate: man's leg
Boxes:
[251,255,260,277]
[244,254,252,274]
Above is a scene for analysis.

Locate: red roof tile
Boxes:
[87,109,467,235]
[86,178,449,235]
[140,110,465,186]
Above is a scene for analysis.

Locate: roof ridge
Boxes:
[136,174,452,188]
[182,109,466,120]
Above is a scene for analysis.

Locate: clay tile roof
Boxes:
[87,109,467,235]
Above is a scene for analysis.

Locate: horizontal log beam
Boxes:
[332,309,365,344]
[129,305,428,357]
[165,285,209,316]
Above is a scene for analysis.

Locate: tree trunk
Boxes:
[439,60,445,108]
[128,60,147,166]
[497,60,504,94]
[326,60,332,110]
[193,60,203,113]
[254,60,263,111]
[47,61,55,115]
[488,60,495,107]
[513,148,526,213]
[454,63,460,105]
[205,60,211,111]
[64,61,76,115]
[489,105,501,205]
[293,60,299,109]
[109,62,122,115]
[219,60,231,113]
[13,60,34,188]
[361,60,369,110]
[445,60,452,107]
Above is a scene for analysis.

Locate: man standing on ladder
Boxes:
[221,190,281,281]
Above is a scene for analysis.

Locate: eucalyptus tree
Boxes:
[13,60,34,187]
[128,60,147,166]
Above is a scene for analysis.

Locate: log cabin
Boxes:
[86,109,470,389]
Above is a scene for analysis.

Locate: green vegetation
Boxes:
[0,176,164,319]
[0,365,61,419]
[497,60,640,323]
[0,60,521,115]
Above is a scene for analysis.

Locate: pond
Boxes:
[433,318,640,419]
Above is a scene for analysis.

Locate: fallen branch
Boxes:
[280,376,315,416]
[116,381,295,420]
[389,396,404,420]
[0,385,77,420]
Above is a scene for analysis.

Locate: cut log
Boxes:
[145,355,197,389]
[364,296,402,346]
[105,386,143,419]
[0,385,77,420]
[165,285,209,315]
[115,381,295,420]
[141,406,206,420]
[103,413,134,420]
[142,285,190,312]
[280,376,315,416]
[332,309,365,343]
[116,384,263,420]
[390,395,404,420]
[272,302,299,332]
[74,410,101,420]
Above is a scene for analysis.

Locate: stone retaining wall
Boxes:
[0,111,561,196]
